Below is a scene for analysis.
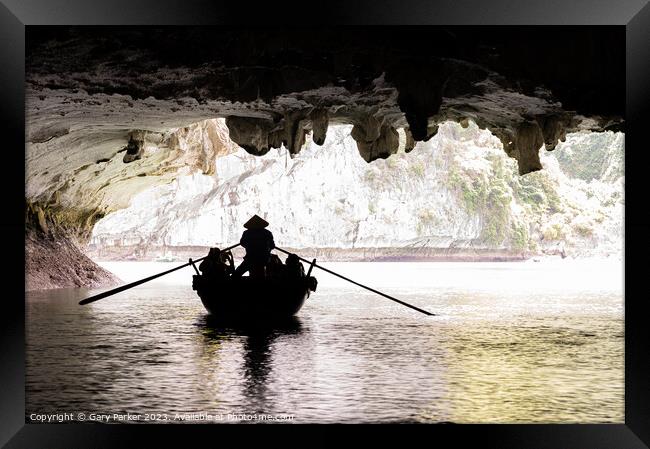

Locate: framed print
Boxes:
[2,0,649,447]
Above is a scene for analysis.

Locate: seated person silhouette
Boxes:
[232,215,275,279]
[285,253,305,278]
[266,254,285,279]
[199,247,234,281]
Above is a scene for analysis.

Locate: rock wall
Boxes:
[89,122,624,259]
[26,119,238,223]
[26,28,623,189]
[25,119,238,290]
[24,28,625,287]
[25,203,120,291]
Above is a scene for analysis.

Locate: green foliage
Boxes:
[511,223,529,250]
[573,222,594,237]
[363,127,620,252]
[554,133,623,182]
[447,165,489,214]
[410,161,426,178]
[461,179,488,213]
[447,154,520,246]
[418,209,437,230]
[513,171,562,214]
[542,223,566,241]
[602,190,622,208]
[447,167,463,190]
[418,208,434,222]
[481,205,509,245]
[25,198,104,242]
[364,169,378,183]
[481,179,513,245]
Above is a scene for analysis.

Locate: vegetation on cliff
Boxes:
[89,122,623,259]
[439,124,623,256]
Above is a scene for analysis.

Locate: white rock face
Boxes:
[26,118,238,215]
[90,122,623,257]
[91,124,472,248]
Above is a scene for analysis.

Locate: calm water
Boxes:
[26,259,624,423]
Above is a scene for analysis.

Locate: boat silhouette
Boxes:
[192,272,317,320]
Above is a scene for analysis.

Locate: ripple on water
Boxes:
[26,262,623,423]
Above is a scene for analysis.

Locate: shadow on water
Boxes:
[196,314,304,338]
[194,314,305,413]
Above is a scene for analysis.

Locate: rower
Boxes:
[266,254,285,279]
[199,247,233,281]
[285,253,305,278]
[232,215,275,280]
[198,248,221,278]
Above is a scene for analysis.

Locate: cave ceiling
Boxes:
[25,26,625,224]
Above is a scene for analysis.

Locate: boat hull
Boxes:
[193,275,315,320]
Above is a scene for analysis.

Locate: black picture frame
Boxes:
[2,0,649,447]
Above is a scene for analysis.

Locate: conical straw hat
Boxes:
[243,214,269,229]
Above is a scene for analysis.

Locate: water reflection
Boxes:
[26,262,624,423]
[194,315,304,415]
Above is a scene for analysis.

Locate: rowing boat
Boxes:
[192,274,317,320]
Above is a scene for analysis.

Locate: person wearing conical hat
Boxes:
[232,214,275,279]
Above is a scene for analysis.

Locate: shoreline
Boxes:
[26,231,121,291]
[86,245,551,263]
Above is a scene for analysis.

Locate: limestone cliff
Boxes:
[89,122,623,259]
[24,27,625,288]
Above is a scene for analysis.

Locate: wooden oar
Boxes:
[275,247,435,316]
[78,243,241,305]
